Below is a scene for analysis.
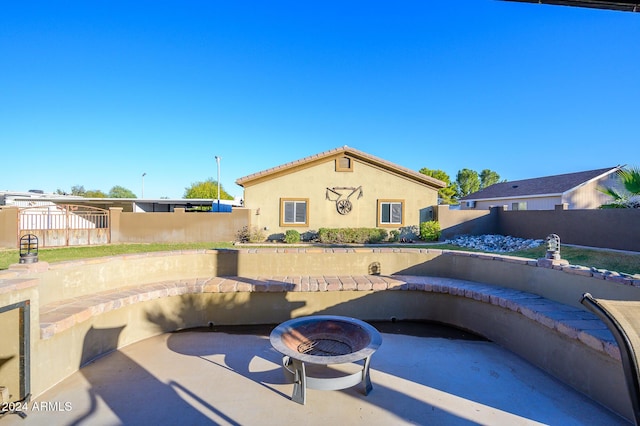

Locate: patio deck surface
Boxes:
[2,322,630,426]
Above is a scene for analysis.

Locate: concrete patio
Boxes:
[2,322,629,425]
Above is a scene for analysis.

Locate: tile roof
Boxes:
[460,167,620,201]
[235,145,446,188]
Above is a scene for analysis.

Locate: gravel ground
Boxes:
[444,234,544,253]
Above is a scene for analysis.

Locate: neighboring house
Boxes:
[0,190,240,212]
[459,166,622,210]
[235,146,445,240]
[0,190,78,207]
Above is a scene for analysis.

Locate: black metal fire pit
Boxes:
[270,315,382,404]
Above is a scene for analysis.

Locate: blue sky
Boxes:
[1,1,638,199]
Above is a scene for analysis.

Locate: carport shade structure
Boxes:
[502,0,639,13]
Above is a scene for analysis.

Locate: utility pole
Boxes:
[215,156,221,211]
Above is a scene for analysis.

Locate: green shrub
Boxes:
[368,228,388,243]
[318,228,388,244]
[420,221,441,241]
[236,226,266,243]
[389,230,400,242]
[284,229,301,244]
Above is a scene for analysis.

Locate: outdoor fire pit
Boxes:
[270,315,382,404]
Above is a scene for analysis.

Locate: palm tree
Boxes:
[599,167,640,208]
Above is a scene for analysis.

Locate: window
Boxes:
[335,156,353,172]
[378,200,404,226]
[511,202,527,211]
[280,198,309,226]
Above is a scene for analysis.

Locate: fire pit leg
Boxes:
[289,357,307,405]
[363,355,373,395]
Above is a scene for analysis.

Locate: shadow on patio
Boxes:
[9,321,627,425]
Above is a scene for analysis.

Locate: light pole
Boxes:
[215,156,221,211]
[141,173,146,198]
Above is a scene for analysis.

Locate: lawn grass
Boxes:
[1,241,638,276]
[0,242,234,270]
[421,243,639,276]
[509,245,640,276]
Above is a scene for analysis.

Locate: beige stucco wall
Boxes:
[36,252,220,306]
[2,249,639,419]
[20,248,640,309]
[241,155,438,240]
[0,207,18,248]
[0,278,39,403]
[0,307,20,402]
[112,207,251,244]
[0,207,252,249]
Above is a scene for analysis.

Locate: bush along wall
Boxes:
[284,229,301,244]
[420,221,441,241]
[318,228,388,244]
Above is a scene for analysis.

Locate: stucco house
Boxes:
[459,166,622,210]
[235,146,445,240]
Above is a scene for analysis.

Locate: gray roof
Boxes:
[460,167,620,201]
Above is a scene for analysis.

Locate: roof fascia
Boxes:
[236,152,339,187]
[237,147,445,189]
[342,149,445,189]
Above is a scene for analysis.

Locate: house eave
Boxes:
[236,146,446,190]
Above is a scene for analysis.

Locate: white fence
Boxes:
[19,205,109,247]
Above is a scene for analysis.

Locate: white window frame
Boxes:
[378,199,404,227]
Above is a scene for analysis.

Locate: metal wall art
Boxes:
[326,186,363,215]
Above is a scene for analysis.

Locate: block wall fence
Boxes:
[434,204,640,252]
[1,204,638,252]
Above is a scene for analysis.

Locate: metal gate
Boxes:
[18,204,110,247]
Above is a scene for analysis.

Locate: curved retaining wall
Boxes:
[1,248,639,420]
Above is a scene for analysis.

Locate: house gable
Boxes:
[236,146,445,190]
[235,146,444,239]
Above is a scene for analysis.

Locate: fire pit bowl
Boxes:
[270,315,382,404]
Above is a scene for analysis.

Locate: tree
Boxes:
[480,169,501,189]
[57,185,134,198]
[599,166,640,208]
[419,168,458,205]
[57,185,104,197]
[456,169,480,198]
[184,178,234,199]
[84,189,107,198]
[70,185,86,196]
[109,185,137,198]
